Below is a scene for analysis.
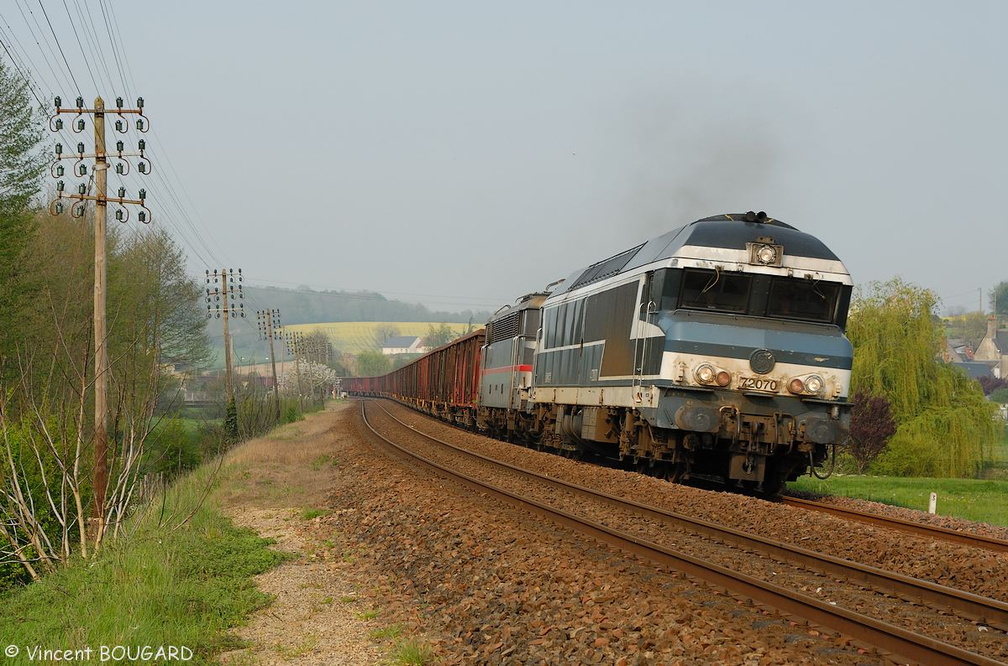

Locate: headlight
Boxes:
[787,374,825,396]
[756,244,777,264]
[695,364,716,385]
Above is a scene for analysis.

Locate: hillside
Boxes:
[240,285,490,326]
[204,286,491,368]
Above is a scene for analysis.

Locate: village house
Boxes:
[973,316,1008,379]
[381,335,427,356]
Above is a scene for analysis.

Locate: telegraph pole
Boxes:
[286,330,306,407]
[48,95,151,544]
[206,269,244,434]
[256,309,283,421]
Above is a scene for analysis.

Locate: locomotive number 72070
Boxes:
[739,376,779,391]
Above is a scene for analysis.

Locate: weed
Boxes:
[310,454,339,470]
[300,507,332,521]
[370,624,403,641]
[393,640,435,665]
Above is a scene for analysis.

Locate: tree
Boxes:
[0,59,46,215]
[979,376,1007,396]
[375,324,399,345]
[847,278,998,477]
[0,59,46,374]
[356,350,390,377]
[422,323,456,349]
[990,281,1008,318]
[0,218,213,579]
[303,330,335,367]
[848,392,897,474]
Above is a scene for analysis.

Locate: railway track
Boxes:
[780,496,1008,555]
[360,398,1007,665]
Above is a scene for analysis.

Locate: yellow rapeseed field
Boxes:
[282,321,474,354]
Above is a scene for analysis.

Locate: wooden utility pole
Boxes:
[49,95,151,544]
[286,330,306,407]
[257,309,283,421]
[92,97,108,534]
[205,268,244,412]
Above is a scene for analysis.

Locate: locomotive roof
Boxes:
[550,212,850,296]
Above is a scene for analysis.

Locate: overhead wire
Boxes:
[0,23,46,108]
[6,2,490,344]
[11,0,76,98]
[34,0,83,94]
[92,0,127,94]
[57,0,102,93]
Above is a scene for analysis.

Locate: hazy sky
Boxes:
[4,1,1006,315]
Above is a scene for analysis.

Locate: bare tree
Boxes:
[0,224,210,578]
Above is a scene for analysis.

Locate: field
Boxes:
[283,322,475,354]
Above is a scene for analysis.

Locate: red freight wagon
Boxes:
[346,329,485,428]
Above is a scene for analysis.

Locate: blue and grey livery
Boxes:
[483,211,853,493]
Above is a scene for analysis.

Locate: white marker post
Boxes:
[928,492,937,515]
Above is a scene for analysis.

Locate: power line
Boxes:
[58,0,99,92]
[35,0,80,93]
[95,0,128,95]
[10,2,76,98]
[0,26,46,108]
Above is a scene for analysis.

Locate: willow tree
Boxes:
[847,278,998,477]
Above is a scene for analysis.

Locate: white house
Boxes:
[381,335,427,356]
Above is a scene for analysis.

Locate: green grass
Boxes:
[300,507,331,520]
[370,624,403,641]
[788,474,1008,526]
[0,465,290,665]
[392,640,435,665]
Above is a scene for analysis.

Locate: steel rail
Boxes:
[360,400,1003,666]
[369,400,1008,632]
[780,496,1008,555]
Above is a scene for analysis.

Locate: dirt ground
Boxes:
[215,402,388,666]
[208,400,879,665]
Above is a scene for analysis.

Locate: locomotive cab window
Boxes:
[766,277,840,323]
[679,268,751,313]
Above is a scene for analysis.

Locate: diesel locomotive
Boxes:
[347,211,854,494]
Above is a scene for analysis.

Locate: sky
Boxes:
[3,1,1006,316]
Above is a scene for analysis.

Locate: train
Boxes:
[346,211,854,494]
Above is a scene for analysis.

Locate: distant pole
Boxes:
[257,308,283,421]
[205,268,244,413]
[221,274,234,403]
[287,331,305,408]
